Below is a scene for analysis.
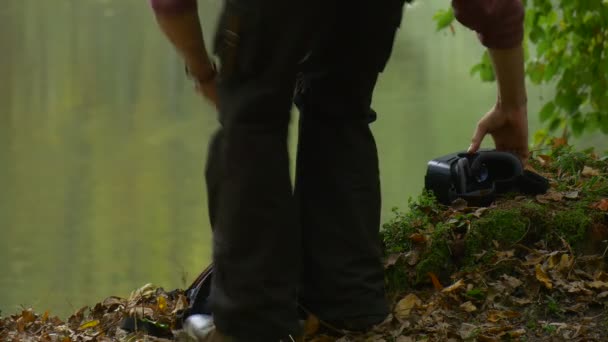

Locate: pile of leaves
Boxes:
[1,143,607,341]
[0,284,188,341]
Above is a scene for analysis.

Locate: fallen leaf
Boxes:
[428,272,444,291]
[451,198,468,211]
[523,254,545,266]
[501,274,523,288]
[597,291,608,299]
[157,296,167,312]
[405,249,421,266]
[384,253,402,268]
[537,155,552,166]
[487,310,520,322]
[535,264,553,289]
[459,323,478,339]
[511,297,532,306]
[558,254,573,272]
[587,281,608,290]
[509,329,526,337]
[564,191,579,199]
[596,271,608,282]
[472,207,488,218]
[460,301,477,313]
[303,315,319,336]
[582,166,600,177]
[396,336,414,342]
[394,294,422,320]
[409,233,427,244]
[592,199,608,211]
[536,191,563,203]
[442,279,465,293]
[78,320,100,330]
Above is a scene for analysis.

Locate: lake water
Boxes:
[0,0,567,318]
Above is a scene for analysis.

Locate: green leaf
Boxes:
[433,8,455,31]
[539,102,556,123]
[549,117,563,132]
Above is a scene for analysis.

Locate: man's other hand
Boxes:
[468,103,529,164]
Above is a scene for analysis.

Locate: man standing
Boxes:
[150,0,528,341]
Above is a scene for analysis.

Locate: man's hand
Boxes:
[468,103,529,163]
[194,78,218,107]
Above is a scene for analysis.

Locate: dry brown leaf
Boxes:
[128,306,154,318]
[537,155,552,166]
[396,337,414,342]
[303,315,319,336]
[511,297,532,306]
[509,329,526,337]
[487,310,520,322]
[596,271,608,282]
[451,198,468,211]
[501,274,523,288]
[597,291,608,299]
[460,301,477,313]
[459,323,478,340]
[405,249,421,266]
[442,279,465,293]
[587,281,608,290]
[385,253,402,268]
[473,207,488,218]
[394,294,422,320]
[535,264,553,289]
[409,233,427,244]
[592,198,608,211]
[582,166,600,177]
[523,254,545,266]
[536,191,563,203]
[428,272,444,291]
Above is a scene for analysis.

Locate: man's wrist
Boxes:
[185,62,216,84]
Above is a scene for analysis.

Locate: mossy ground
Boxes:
[2,144,607,341]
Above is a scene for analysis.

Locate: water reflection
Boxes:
[1,0,546,317]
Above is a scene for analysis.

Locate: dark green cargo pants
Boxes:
[204,0,405,340]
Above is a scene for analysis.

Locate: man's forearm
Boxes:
[490,46,527,108]
[151,1,214,80]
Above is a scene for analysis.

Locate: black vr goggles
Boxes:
[425,150,550,207]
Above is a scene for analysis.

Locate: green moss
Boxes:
[465,209,528,263]
[550,208,591,245]
[382,190,441,254]
[415,223,452,283]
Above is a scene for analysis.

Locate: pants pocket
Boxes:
[213,0,263,80]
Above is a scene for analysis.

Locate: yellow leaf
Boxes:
[157,296,167,312]
[442,279,465,293]
[557,254,572,272]
[78,319,100,330]
[582,166,600,177]
[535,264,553,289]
[587,281,608,290]
[394,294,422,320]
[460,301,477,313]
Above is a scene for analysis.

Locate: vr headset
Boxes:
[425,150,549,207]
